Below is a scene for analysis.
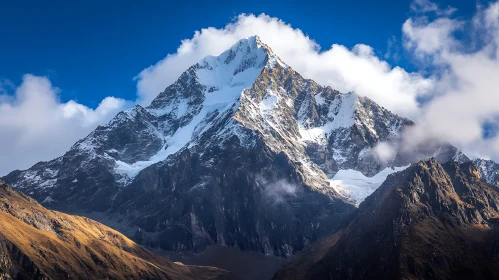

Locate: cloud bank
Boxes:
[0,75,127,175]
[401,1,499,160]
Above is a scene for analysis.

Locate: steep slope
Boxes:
[274,159,499,280]
[0,180,229,280]
[448,152,499,187]
[473,158,499,186]
[2,36,449,257]
[449,155,499,187]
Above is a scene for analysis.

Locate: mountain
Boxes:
[273,159,499,280]
[448,153,499,187]
[0,180,229,280]
[2,36,457,258]
[449,151,499,187]
[473,158,499,186]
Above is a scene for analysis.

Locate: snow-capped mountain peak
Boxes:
[197,36,269,88]
[4,35,466,257]
[4,35,416,196]
[148,36,281,111]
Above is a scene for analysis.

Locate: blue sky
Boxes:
[0,0,481,107]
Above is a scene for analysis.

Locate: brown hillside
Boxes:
[0,180,229,280]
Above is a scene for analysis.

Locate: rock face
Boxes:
[274,159,499,280]
[2,36,457,256]
[0,180,229,280]
[449,152,499,187]
[473,158,499,186]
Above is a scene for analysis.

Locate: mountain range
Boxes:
[3,36,499,279]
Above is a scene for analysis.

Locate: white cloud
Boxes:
[256,175,298,205]
[135,14,433,119]
[373,142,396,163]
[403,17,462,56]
[410,0,457,16]
[0,74,127,175]
[401,1,499,161]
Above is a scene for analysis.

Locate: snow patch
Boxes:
[314,92,325,105]
[330,165,409,205]
[260,89,279,113]
[41,196,55,204]
[115,85,252,179]
[299,127,326,143]
[299,93,357,144]
[266,54,288,69]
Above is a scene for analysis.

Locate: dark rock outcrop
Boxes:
[274,159,499,280]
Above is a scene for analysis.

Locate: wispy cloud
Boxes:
[410,0,457,16]
[256,175,298,205]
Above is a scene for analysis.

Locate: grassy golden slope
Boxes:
[0,180,229,280]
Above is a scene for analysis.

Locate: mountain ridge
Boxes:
[273,159,499,279]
